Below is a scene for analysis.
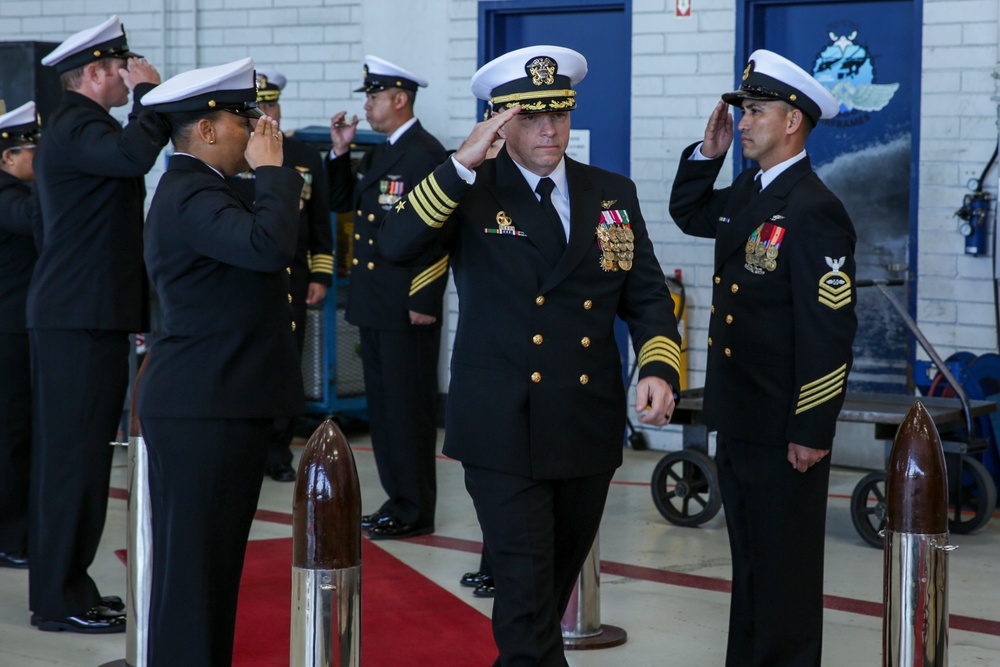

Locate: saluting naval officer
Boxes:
[328,56,448,539]
[27,15,169,633]
[0,102,41,572]
[228,68,334,482]
[137,57,304,667]
[378,45,682,666]
[669,50,858,667]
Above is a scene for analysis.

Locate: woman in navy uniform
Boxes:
[227,68,334,482]
[137,58,304,667]
[380,46,681,667]
[0,102,40,570]
[670,50,858,667]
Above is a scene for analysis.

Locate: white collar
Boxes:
[510,155,569,203]
[756,150,807,190]
[387,117,418,145]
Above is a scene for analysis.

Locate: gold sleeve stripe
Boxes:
[795,364,847,414]
[799,364,847,392]
[309,253,334,274]
[408,173,457,229]
[796,384,845,414]
[409,256,449,295]
[409,188,447,228]
[637,336,681,373]
[424,173,459,210]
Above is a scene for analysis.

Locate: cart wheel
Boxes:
[949,456,998,534]
[650,450,722,527]
[628,431,649,451]
[850,471,888,549]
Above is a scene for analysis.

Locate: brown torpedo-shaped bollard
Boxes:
[882,400,956,667]
[291,420,362,667]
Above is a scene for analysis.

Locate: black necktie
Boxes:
[753,175,763,194]
[535,177,566,247]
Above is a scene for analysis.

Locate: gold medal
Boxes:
[746,239,757,253]
[755,243,766,257]
[763,258,777,271]
[624,228,634,241]
[766,245,778,260]
[619,259,632,271]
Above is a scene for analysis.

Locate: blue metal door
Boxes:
[737,0,922,392]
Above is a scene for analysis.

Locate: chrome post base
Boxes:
[290,565,361,666]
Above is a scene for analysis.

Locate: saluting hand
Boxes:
[245,116,283,170]
[329,111,358,157]
[701,100,734,159]
[121,57,161,90]
[452,105,521,171]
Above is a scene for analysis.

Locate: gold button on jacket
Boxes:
[531,372,541,383]
[532,334,543,345]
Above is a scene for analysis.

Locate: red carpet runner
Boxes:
[232,537,497,666]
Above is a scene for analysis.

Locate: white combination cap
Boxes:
[141,57,262,118]
[41,15,141,74]
[471,45,587,115]
[355,55,428,93]
[723,49,839,124]
[0,101,40,146]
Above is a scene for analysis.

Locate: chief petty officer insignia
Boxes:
[596,209,634,272]
[378,178,404,208]
[744,222,785,274]
[818,256,852,310]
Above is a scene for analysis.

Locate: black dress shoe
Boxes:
[473,576,495,598]
[32,605,127,634]
[361,511,390,530]
[366,518,433,540]
[0,551,29,569]
[99,595,125,616]
[460,571,490,588]
[267,463,296,482]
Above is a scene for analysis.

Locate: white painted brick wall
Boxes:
[919,0,999,360]
[0,0,996,391]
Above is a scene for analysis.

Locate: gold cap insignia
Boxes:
[743,60,754,81]
[526,57,556,86]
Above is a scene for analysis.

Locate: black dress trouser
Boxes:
[28,329,129,617]
[0,332,31,555]
[716,433,831,667]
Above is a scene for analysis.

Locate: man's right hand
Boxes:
[120,57,161,90]
[329,111,358,157]
[452,105,521,171]
[701,100,734,159]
